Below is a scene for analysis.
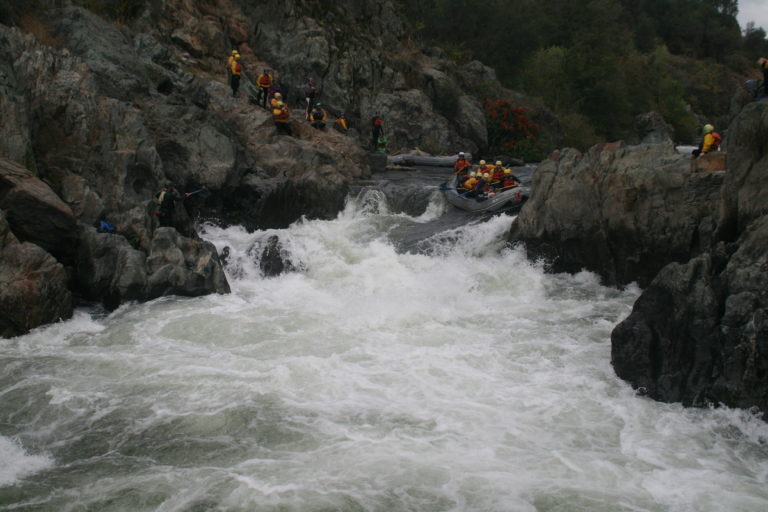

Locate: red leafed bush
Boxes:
[484,99,540,153]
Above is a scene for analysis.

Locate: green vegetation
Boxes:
[398,0,768,148]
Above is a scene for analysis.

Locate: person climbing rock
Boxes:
[230,53,242,97]
[692,124,721,157]
[309,103,327,129]
[370,110,383,151]
[256,68,273,108]
[759,57,768,97]
[272,100,292,135]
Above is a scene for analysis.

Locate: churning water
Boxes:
[2,179,768,511]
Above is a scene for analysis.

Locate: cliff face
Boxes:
[611,101,768,412]
[510,100,768,414]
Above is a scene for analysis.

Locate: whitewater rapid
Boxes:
[1,189,767,511]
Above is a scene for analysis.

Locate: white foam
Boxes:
[0,436,53,487]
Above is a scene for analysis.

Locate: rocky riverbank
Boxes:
[0,1,561,337]
[510,100,768,415]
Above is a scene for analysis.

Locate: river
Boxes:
[1,168,767,511]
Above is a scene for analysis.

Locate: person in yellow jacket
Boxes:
[256,68,273,108]
[309,103,328,129]
[272,100,292,135]
[229,53,242,97]
[462,172,478,194]
[692,124,721,157]
[227,50,239,75]
[269,92,282,109]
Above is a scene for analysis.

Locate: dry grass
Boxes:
[18,14,63,49]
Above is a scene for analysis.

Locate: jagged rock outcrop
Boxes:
[0,0,560,334]
[610,101,768,413]
[508,142,722,287]
[0,211,72,338]
[0,157,78,263]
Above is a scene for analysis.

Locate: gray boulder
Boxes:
[77,227,148,310]
[509,142,722,287]
[146,227,230,299]
[635,111,675,144]
[610,99,768,414]
[0,211,72,338]
[0,156,78,264]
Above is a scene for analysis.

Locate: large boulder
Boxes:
[0,156,78,264]
[0,211,72,338]
[611,100,768,414]
[146,227,230,299]
[508,142,722,287]
[76,227,149,310]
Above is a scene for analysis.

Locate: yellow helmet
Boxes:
[483,173,490,179]
[469,172,476,177]
[274,93,282,99]
[495,160,502,166]
[231,50,238,55]
[504,168,511,174]
[276,101,284,107]
[703,124,714,134]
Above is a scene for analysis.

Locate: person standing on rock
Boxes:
[230,53,242,97]
[155,183,191,229]
[370,111,383,151]
[227,49,239,77]
[692,124,721,157]
[304,78,317,119]
[256,68,273,108]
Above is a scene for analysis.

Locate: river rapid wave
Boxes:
[1,179,767,511]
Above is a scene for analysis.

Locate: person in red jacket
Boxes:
[370,111,383,150]
[453,152,472,176]
[256,68,273,108]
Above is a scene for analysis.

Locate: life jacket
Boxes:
[463,177,478,190]
[230,61,241,76]
[711,132,722,151]
[336,117,348,130]
[273,105,290,122]
[257,73,272,87]
[454,159,471,173]
[311,109,326,121]
[492,168,505,182]
[372,117,382,128]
